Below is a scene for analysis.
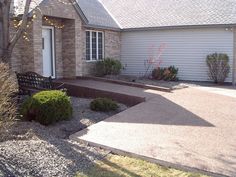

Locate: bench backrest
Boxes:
[16,72,53,90]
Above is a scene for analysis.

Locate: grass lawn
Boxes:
[76,154,209,177]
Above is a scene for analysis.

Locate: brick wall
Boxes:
[54,20,63,78]
[11,0,121,78]
[33,16,43,75]
[62,19,76,78]
[10,28,23,72]
[11,20,34,73]
[104,30,121,59]
[11,0,81,78]
[81,28,121,76]
[21,24,34,72]
[75,19,84,77]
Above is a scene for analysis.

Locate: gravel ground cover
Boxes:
[0,97,127,177]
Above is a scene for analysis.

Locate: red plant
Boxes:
[144,43,166,77]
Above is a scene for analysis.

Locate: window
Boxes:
[86,31,104,61]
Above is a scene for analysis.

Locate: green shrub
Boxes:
[95,58,122,76]
[152,66,178,81]
[95,60,106,77]
[206,53,230,83]
[20,90,72,125]
[90,98,119,112]
[163,66,179,81]
[152,67,165,80]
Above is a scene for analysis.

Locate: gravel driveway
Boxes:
[0,97,127,177]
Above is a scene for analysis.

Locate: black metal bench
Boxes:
[16,72,64,96]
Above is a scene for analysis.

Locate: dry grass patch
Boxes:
[0,62,17,131]
[77,154,209,177]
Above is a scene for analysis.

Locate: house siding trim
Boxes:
[84,24,121,31]
[122,24,236,32]
[233,27,236,85]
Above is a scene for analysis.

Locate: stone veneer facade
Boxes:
[81,28,121,76]
[11,0,121,78]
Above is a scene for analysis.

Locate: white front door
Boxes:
[42,27,55,78]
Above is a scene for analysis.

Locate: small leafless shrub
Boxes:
[0,62,18,130]
[206,53,230,84]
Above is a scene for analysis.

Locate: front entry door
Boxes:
[42,27,55,78]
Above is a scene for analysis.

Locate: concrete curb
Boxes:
[54,81,145,106]
[70,136,227,177]
[77,76,172,93]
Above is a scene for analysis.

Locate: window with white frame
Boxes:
[86,31,104,61]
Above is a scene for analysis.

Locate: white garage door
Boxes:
[121,28,233,82]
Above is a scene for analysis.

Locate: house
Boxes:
[11,0,121,79]
[11,0,236,83]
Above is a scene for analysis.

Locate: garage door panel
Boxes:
[121,28,233,82]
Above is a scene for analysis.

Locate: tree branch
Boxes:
[0,0,11,61]
[8,0,31,53]
[2,0,11,48]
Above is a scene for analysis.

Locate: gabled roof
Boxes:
[100,0,236,29]
[77,0,120,30]
[13,0,89,24]
[13,0,120,30]
[14,0,236,30]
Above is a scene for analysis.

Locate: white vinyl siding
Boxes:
[121,28,234,82]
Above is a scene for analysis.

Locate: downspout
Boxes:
[233,28,236,86]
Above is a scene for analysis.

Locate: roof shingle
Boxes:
[99,0,236,29]
[14,0,236,30]
[14,0,120,29]
[77,0,120,29]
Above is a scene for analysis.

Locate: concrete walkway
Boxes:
[69,80,236,177]
[195,85,236,98]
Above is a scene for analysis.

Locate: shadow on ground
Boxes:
[104,94,214,127]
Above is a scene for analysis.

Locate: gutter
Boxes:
[84,24,121,32]
[122,24,236,32]
[84,23,236,32]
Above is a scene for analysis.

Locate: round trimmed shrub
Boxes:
[20,90,72,125]
[90,98,119,112]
